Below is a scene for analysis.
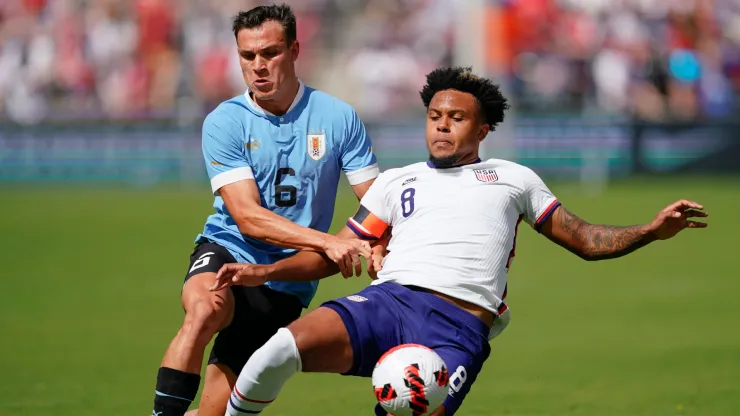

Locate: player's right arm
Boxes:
[202,111,370,264]
[209,225,387,291]
[209,173,392,291]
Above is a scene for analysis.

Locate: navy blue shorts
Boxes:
[321,282,491,415]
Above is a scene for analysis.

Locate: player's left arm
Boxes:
[210,174,392,291]
[540,200,708,261]
[521,167,708,261]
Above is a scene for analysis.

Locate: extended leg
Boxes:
[225,306,353,415]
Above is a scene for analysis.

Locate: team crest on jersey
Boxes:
[473,168,498,183]
[245,137,260,150]
[346,295,368,302]
[307,133,326,161]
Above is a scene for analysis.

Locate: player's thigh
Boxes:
[310,285,407,376]
[193,363,237,416]
[207,284,304,375]
[181,243,238,332]
[433,345,489,416]
[288,306,354,374]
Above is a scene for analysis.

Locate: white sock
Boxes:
[225,328,301,415]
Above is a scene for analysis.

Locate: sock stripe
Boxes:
[155,390,193,402]
[229,397,262,414]
[233,387,274,404]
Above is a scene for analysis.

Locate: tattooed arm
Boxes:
[540,200,708,261]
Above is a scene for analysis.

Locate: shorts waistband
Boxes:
[388,283,491,339]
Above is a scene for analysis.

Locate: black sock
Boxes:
[153,367,201,416]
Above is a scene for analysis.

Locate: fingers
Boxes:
[354,240,372,259]
[352,252,363,277]
[338,255,352,278]
[682,209,708,218]
[209,264,236,291]
[686,220,708,228]
[371,254,383,276]
[669,199,704,211]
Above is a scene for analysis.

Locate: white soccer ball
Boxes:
[371,344,449,416]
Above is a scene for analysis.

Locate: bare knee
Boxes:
[180,295,233,347]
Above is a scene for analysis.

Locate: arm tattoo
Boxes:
[558,207,653,261]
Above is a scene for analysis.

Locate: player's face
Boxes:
[236,20,299,102]
[425,90,489,167]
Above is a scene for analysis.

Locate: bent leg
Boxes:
[226,284,408,415]
[197,285,302,416]
[155,271,234,416]
[153,242,237,416]
[162,272,235,372]
[225,307,354,415]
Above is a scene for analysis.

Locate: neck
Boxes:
[454,153,481,166]
[427,153,481,169]
[254,77,300,116]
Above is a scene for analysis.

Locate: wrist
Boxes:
[262,263,278,282]
[641,224,658,243]
[319,234,338,252]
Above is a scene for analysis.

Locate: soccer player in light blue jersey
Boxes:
[151,5,380,416]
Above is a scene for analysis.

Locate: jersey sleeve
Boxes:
[345,173,390,240]
[201,111,253,196]
[521,167,561,232]
[340,108,379,186]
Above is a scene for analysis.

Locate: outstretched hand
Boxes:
[209,263,268,291]
[645,199,708,240]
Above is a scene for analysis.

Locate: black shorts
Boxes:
[184,241,304,375]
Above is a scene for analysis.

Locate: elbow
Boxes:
[570,245,597,261]
[579,253,599,262]
[234,213,267,240]
[576,250,609,262]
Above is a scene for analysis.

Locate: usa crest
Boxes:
[474,168,498,183]
[307,133,326,161]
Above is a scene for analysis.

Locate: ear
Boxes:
[291,40,300,62]
[478,124,490,142]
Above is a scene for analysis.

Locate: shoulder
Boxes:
[203,94,250,130]
[374,162,428,187]
[304,86,362,122]
[479,158,542,187]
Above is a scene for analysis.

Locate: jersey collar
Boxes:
[244,79,305,117]
[426,157,482,169]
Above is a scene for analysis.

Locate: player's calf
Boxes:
[225,328,300,415]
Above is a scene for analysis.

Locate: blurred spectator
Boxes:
[0,0,738,123]
[499,0,740,121]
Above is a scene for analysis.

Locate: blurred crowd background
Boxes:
[1,0,739,124]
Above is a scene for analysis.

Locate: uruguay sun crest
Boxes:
[307,133,326,161]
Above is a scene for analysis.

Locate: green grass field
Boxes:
[1,177,738,416]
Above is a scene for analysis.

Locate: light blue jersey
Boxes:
[196,82,378,306]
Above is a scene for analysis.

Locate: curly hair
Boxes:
[420,67,510,130]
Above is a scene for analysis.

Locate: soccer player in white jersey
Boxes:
[212,67,708,415]
[151,5,380,416]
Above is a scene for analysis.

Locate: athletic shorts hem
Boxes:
[320,302,363,376]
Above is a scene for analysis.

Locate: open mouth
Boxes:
[253,79,272,90]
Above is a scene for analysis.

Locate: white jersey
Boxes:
[346,158,560,315]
